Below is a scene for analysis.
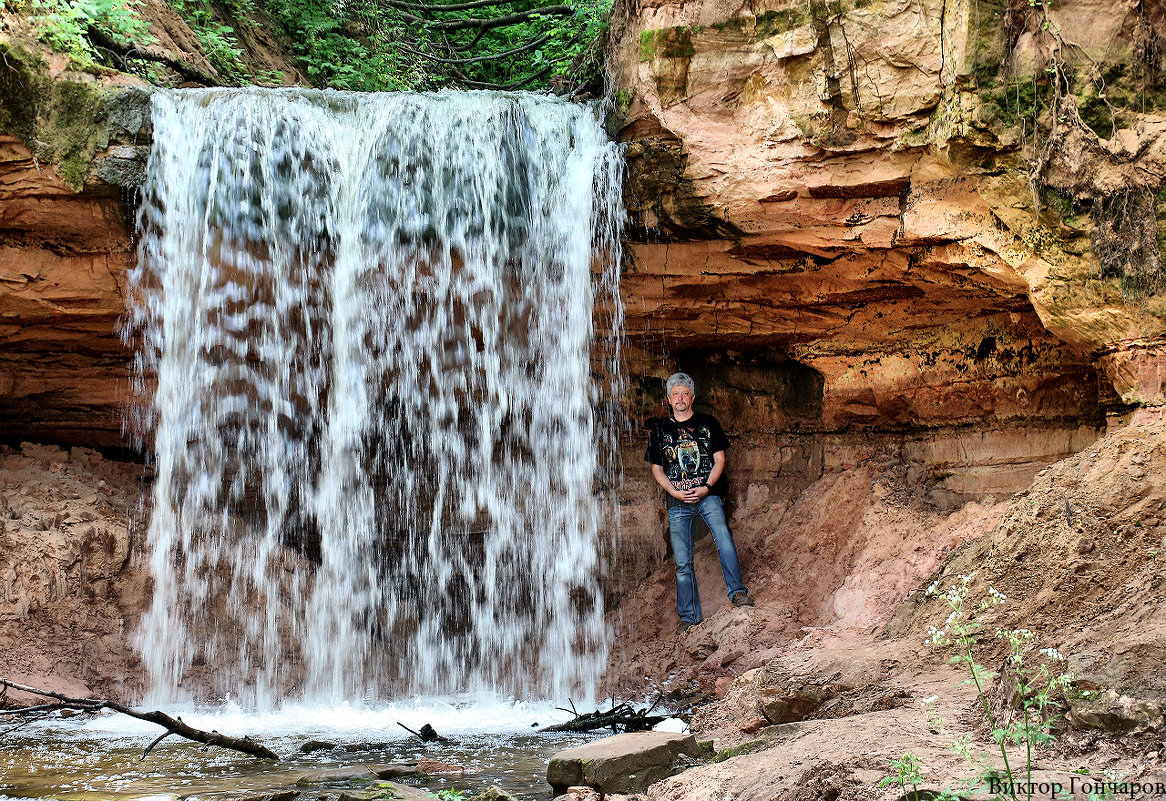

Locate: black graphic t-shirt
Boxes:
[644,412,730,507]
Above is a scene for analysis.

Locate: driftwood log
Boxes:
[0,679,279,760]
[539,699,666,734]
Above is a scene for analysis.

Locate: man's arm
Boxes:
[655,450,726,504]
[678,450,724,502]
[706,450,726,489]
[651,463,687,500]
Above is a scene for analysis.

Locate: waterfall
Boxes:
[126,88,623,707]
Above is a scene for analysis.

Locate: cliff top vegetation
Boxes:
[0,0,612,93]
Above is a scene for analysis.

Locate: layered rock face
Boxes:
[0,47,152,447]
[608,0,1166,503]
[601,0,1166,680]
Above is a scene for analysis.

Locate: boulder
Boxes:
[552,789,602,801]
[1067,689,1164,733]
[546,731,703,795]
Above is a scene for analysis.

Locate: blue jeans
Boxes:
[667,495,747,624]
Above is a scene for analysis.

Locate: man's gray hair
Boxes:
[666,372,696,397]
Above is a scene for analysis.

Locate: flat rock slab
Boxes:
[547,731,702,794]
[338,781,435,801]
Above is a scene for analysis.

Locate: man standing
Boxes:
[645,372,754,634]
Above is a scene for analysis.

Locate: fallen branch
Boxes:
[0,679,278,760]
[452,61,555,90]
[397,33,552,64]
[383,0,518,12]
[85,27,223,86]
[539,699,666,734]
[396,721,452,742]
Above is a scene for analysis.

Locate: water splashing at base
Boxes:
[126,88,623,707]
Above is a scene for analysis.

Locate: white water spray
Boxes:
[127,88,623,707]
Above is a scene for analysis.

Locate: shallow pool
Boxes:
[0,700,608,800]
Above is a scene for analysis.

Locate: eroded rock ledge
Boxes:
[609,0,1166,420]
[0,0,1164,708]
[600,0,1166,698]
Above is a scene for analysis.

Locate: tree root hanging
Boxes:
[0,679,279,760]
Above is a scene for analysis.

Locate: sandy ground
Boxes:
[603,456,1006,701]
[605,410,1166,799]
[0,442,147,699]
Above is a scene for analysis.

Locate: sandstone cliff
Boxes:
[610,0,1164,401]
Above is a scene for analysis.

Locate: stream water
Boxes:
[0,701,605,800]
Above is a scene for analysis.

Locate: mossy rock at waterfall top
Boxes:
[0,42,151,191]
[0,42,109,190]
[45,78,111,188]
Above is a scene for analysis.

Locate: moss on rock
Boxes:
[0,41,151,191]
[0,42,50,146]
[44,78,111,189]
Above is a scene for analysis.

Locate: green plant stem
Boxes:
[1024,706,1033,801]
[963,638,1017,801]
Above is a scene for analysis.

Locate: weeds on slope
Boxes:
[880,574,1111,801]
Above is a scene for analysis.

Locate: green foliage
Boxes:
[433,790,467,801]
[327,0,616,91]
[260,0,413,90]
[881,574,1082,801]
[171,0,248,81]
[15,0,613,92]
[27,0,149,62]
[878,752,924,797]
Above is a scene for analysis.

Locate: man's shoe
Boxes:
[677,620,696,634]
[731,592,756,608]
